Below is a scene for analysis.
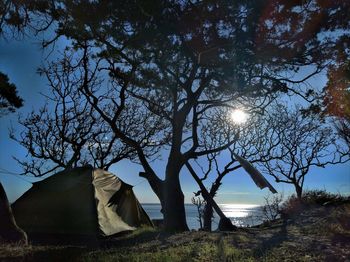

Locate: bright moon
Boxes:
[230,109,248,124]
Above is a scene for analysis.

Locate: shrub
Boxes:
[280,190,349,216]
[260,193,284,223]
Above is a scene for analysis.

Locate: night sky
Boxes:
[0,35,349,204]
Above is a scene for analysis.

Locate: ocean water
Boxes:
[142,203,263,230]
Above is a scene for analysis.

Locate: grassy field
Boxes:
[1,200,349,261]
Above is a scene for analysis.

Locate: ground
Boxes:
[0,201,349,261]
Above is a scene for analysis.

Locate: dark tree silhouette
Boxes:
[4,0,350,230]
[0,72,23,116]
[0,72,26,243]
[260,105,349,199]
[10,52,166,177]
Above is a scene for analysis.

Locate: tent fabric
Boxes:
[233,153,277,194]
[12,166,153,237]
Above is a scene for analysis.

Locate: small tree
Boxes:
[261,105,349,199]
[260,193,284,222]
[191,196,206,230]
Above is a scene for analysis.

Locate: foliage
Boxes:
[0,72,23,116]
[280,190,349,216]
[324,62,350,148]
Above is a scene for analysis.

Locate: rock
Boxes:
[152,219,164,228]
[218,217,237,231]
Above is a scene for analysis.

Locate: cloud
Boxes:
[217,192,257,196]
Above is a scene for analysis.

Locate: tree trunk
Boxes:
[203,202,213,231]
[0,182,27,244]
[295,184,303,200]
[162,164,189,231]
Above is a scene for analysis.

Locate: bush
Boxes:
[280,190,349,216]
[260,193,284,223]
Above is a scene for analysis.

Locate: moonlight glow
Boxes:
[230,109,248,124]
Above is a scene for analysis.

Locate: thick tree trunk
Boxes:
[203,202,213,231]
[162,162,189,231]
[0,182,27,244]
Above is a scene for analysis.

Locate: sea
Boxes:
[141,203,263,230]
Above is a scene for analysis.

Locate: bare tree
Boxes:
[260,193,284,222]
[191,196,205,230]
[10,53,147,177]
[260,105,349,199]
[191,110,280,231]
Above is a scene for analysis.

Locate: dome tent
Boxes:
[12,166,153,241]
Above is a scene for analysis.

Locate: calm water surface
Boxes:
[142,203,263,230]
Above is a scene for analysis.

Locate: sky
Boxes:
[0,35,349,205]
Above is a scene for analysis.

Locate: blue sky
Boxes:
[0,36,349,205]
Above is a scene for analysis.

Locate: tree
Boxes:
[5,0,350,231]
[10,52,165,177]
[260,105,349,199]
[190,110,280,231]
[0,72,26,243]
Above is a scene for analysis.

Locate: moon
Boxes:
[230,109,248,124]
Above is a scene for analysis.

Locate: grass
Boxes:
[83,242,218,262]
[280,190,349,216]
[1,194,349,261]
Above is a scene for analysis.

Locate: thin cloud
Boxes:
[217,192,258,196]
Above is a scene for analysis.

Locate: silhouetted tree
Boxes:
[0,72,23,116]
[0,72,26,243]
[260,105,349,200]
[10,52,165,177]
[191,109,280,231]
[4,0,350,230]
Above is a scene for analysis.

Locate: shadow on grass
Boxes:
[0,246,87,262]
[253,220,288,258]
[101,227,174,250]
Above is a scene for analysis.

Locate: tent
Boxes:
[12,166,153,239]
